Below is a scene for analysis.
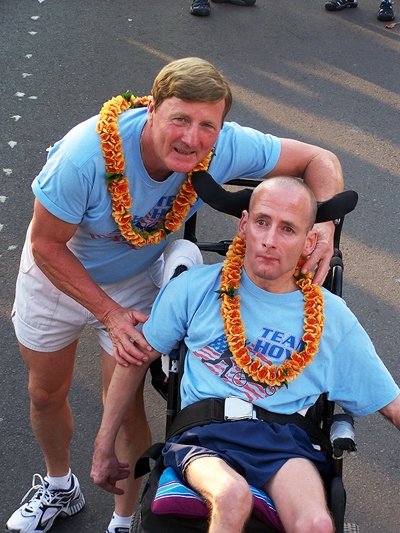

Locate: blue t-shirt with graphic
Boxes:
[32,108,280,283]
[143,264,399,417]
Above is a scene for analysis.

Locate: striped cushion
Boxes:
[151,467,283,531]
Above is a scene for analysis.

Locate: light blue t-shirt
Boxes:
[32,108,280,283]
[143,264,399,417]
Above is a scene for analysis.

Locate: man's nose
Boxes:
[262,228,277,248]
[181,124,200,146]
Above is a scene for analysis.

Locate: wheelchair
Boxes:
[130,174,360,533]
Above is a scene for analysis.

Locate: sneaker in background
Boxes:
[377,1,395,20]
[190,0,211,16]
[325,0,358,10]
[212,0,256,5]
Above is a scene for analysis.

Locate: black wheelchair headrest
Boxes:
[192,171,358,223]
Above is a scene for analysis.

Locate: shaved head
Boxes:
[249,177,317,231]
[238,176,319,292]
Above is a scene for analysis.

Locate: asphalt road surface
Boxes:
[1,1,399,532]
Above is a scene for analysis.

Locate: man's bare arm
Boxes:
[91,348,161,494]
[30,200,152,365]
[271,139,344,200]
[379,394,400,430]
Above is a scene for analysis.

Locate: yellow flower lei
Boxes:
[97,92,214,247]
[220,235,325,388]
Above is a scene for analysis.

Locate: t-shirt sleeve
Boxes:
[32,141,97,224]
[143,272,189,355]
[327,321,400,416]
[211,123,281,182]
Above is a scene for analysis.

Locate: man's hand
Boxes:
[301,221,335,285]
[91,441,130,495]
[101,307,153,366]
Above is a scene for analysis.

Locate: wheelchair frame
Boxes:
[132,179,359,533]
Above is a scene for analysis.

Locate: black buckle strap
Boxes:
[134,400,226,479]
[134,442,164,479]
[253,405,331,451]
[166,398,331,452]
[166,398,225,440]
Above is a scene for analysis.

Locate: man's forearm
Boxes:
[301,149,344,201]
[380,394,400,430]
[272,140,344,202]
[91,362,153,492]
[95,363,150,450]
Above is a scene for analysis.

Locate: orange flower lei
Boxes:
[97,92,214,247]
[219,235,325,388]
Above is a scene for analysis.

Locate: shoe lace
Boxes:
[20,474,54,510]
[380,1,392,10]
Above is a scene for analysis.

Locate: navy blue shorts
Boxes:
[162,420,331,488]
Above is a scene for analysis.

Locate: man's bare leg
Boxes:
[265,457,334,533]
[186,456,253,533]
[21,341,78,476]
[102,352,152,517]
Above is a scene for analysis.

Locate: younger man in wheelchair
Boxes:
[92,177,400,533]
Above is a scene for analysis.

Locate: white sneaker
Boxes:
[6,473,85,532]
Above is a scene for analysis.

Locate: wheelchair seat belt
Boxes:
[166,397,331,452]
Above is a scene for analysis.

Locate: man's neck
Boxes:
[244,267,298,294]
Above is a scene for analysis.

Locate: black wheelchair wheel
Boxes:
[129,510,142,533]
[343,524,360,533]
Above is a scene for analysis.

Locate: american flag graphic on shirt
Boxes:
[194,334,277,401]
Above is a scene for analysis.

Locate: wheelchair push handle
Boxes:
[191,170,358,224]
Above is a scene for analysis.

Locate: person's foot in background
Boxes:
[211,0,256,5]
[377,0,395,21]
[325,0,358,11]
[325,0,395,20]
[190,0,256,17]
[191,0,211,16]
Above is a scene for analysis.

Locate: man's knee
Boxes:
[27,379,70,411]
[22,343,77,410]
[210,476,252,521]
[292,509,334,533]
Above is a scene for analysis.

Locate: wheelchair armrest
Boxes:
[330,413,357,452]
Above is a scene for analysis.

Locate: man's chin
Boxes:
[254,264,283,281]
[170,161,201,174]
[169,152,207,173]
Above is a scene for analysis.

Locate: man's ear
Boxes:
[238,210,249,239]
[302,229,318,258]
[147,100,155,124]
